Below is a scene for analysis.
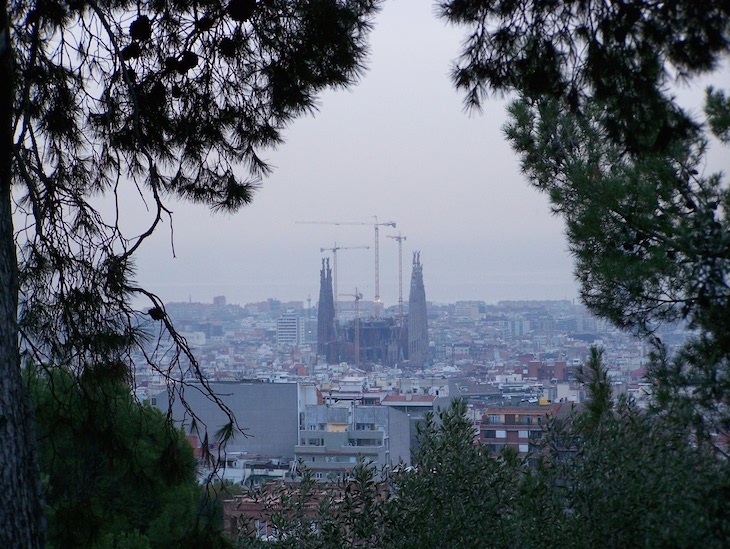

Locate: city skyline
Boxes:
[129,0,727,309]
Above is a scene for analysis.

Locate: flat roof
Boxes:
[382,395,436,406]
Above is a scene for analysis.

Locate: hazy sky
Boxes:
[133,0,729,308]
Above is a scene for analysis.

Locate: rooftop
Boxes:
[382,395,437,406]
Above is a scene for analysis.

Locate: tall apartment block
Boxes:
[276,310,305,347]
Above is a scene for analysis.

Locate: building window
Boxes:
[483,430,496,439]
[255,520,268,539]
[518,430,529,439]
[496,430,507,439]
[519,444,529,453]
[488,414,501,425]
[350,438,380,447]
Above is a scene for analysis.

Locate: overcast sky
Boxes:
[133,0,729,308]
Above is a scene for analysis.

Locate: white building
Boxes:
[276,311,305,347]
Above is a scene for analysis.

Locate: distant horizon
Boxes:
[154,282,578,309]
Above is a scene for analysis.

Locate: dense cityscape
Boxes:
[5,0,729,545]
[133,249,693,534]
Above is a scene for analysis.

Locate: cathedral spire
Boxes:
[407,251,428,367]
[317,258,336,362]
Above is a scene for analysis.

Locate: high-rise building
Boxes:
[277,310,305,347]
[317,258,336,362]
[407,252,428,367]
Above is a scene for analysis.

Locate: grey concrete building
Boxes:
[157,381,316,459]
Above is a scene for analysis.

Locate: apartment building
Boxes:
[277,310,305,347]
[295,402,411,480]
[480,401,565,457]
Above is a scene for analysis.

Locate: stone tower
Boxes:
[317,258,336,362]
[407,251,428,367]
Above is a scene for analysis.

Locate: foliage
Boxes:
[196,479,246,543]
[706,87,730,143]
[237,466,327,547]
[232,396,730,548]
[390,399,524,549]
[438,0,730,440]
[543,350,730,548]
[318,459,394,548]
[576,346,612,426]
[27,365,232,548]
[236,459,395,548]
[439,0,729,154]
[552,399,730,548]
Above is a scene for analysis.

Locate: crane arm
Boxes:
[320,245,369,252]
[297,220,396,227]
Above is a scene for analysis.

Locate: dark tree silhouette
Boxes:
[1,0,380,545]
[439,0,730,444]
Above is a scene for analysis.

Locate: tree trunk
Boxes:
[0,3,45,546]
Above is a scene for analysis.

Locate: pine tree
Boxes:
[1,1,381,545]
[439,0,730,442]
[27,365,221,548]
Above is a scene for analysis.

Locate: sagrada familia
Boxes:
[316,253,429,369]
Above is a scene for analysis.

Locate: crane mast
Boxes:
[387,233,407,325]
[374,224,381,317]
[340,288,362,366]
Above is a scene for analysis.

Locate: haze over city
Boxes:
[131,0,728,308]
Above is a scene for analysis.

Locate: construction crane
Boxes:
[387,233,407,325]
[297,217,396,318]
[320,242,369,315]
[340,288,363,366]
